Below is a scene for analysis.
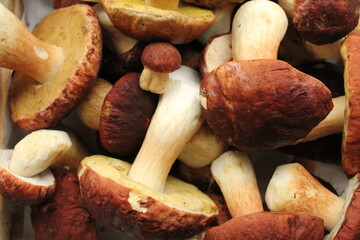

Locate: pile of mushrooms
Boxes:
[1,0,360,239]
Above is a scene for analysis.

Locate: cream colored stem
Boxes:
[231,0,288,60]
[0,3,64,84]
[128,66,203,192]
[211,151,264,218]
[278,0,295,19]
[296,96,344,143]
[145,0,179,10]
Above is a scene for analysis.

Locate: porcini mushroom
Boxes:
[140,42,182,94]
[0,3,102,131]
[0,149,55,205]
[340,29,360,176]
[101,0,216,44]
[265,163,360,238]
[200,0,334,151]
[278,0,359,45]
[78,66,218,239]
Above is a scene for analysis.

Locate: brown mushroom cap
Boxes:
[341,31,360,176]
[102,0,215,44]
[31,167,98,240]
[0,150,55,205]
[141,42,181,73]
[204,212,324,240]
[200,59,333,151]
[99,73,158,157]
[77,155,218,239]
[9,4,102,131]
[292,0,359,45]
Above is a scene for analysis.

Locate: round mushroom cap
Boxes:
[9,4,102,131]
[182,0,245,9]
[0,150,55,205]
[293,0,359,45]
[141,42,182,73]
[102,0,215,44]
[99,73,158,157]
[31,168,98,240]
[200,59,333,151]
[77,155,218,239]
[204,212,324,240]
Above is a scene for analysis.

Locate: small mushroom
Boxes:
[140,42,182,94]
[101,0,215,44]
[265,163,360,238]
[0,4,102,131]
[78,66,218,239]
[200,0,334,151]
[31,168,98,240]
[0,149,55,205]
[278,0,359,45]
[340,29,360,176]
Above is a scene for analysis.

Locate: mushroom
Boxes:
[0,149,55,205]
[99,73,158,157]
[0,3,102,131]
[204,150,325,239]
[9,129,88,177]
[182,0,244,9]
[100,0,216,44]
[278,0,359,45]
[200,0,334,151]
[340,29,360,176]
[265,163,360,238]
[31,167,98,240]
[77,66,218,239]
[140,42,182,94]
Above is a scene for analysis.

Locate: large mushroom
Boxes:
[203,151,325,240]
[265,163,360,239]
[100,0,216,44]
[200,0,333,151]
[0,3,102,131]
[78,66,218,239]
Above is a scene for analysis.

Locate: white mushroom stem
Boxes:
[145,0,179,11]
[211,151,264,218]
[296,95,345,143]
[265,163,344,231]
[304,39,342,60]
[10,130,72,177]
[139,67,170,94]
[231,0,288,60]
[0,3,65,84]
[93,4,138,55]
[128,66,203,192]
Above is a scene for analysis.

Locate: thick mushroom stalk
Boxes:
[0,3,64,84]
[128,65,203,192]
[265,163,360,235]
[145,0,179,10]
[211,151,263,217]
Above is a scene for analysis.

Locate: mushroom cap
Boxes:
[0,150,55,205]
[141,42,181,73]
[77,155,218,239]
[204,212,324,240]
[341,31,360,176]
[102,0,215,44]
[327,173,360,240]
[99,73,158,157]
[31,168,98,240]
[182,0,244,9]
[293,0,359,45]
[9,4,102,131]
[200,59,334,151]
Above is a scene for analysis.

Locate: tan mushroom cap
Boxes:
[77,155,218,239]
[341,30,360,176]
[0,150,55,206]
[102,0,215,44]
[182,0,245,9]
[204,212,324,240]
[9,4,102,131]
